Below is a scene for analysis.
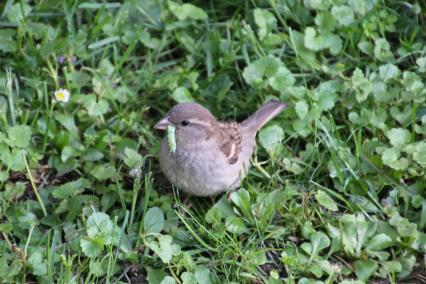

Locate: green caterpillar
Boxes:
[167,125,177,153]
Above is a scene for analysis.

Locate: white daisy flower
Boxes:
[54,88,70,103]
[129,167,141,177]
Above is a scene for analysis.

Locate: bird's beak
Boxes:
[154,116,172,130]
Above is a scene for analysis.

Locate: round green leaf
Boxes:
[316,190,338,211]
[258,125,284,152]
[386,128,411,148]
[144,207,165,234]
[7,125,32,148]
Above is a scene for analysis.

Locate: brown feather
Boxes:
[241,100,287,134]
[218,121,242,164]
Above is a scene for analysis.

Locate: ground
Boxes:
[0,1,425,283]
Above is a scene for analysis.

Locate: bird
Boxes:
[154,100,287,196]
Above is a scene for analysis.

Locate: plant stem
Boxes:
[23,153,48,216]
[168,262,182,284]
[129,170,142,233]
[24,226,35,262]
[6,68,16,126]
[2,232,14,252]
[46,56,59,88]
[252,157,271,179]
[42,94,55,153]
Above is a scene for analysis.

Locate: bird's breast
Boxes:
[159,137,254,196]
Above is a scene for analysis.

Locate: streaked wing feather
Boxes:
[218,121,242,164]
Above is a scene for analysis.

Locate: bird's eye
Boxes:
[181,120,190,126]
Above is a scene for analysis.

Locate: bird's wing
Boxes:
[218,121,242,165]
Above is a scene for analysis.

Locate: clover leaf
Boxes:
[243,57,295,93]
[316,190,338,211]
[381,148,408,171]
[351,68,372,102]
[386,128,411,148]
[253,8,277,39]
[7,3,31,23]
[144,207,165,234]
[148,235,181,263]
[171,87,194,103]
[80,212,125,258]
[7,125,32,148]
[258,125,284,153]
[295,100,309,119]
[412,142,426,167]
[124,147,143,168]
[28,251,47,276]
[354,259,378,282]
[374,38,394,62]
[80,239,104,258]
[379,63,400,81]
[304,27,327,51]
[86,212,114,242]
[331,5,355,26]
[169,2,207,21]
[304,27,342,55]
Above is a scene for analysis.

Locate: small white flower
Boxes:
[129,167,141,177]
[54,88,70,103]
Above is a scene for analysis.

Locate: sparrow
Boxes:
[154,100,287,196]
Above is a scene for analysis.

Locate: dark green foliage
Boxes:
[0,0,425,283]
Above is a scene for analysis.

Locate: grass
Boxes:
[0,0,426,283]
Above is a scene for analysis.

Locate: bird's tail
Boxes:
[241,100,287,133]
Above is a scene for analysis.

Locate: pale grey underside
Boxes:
[159,128,256,196]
